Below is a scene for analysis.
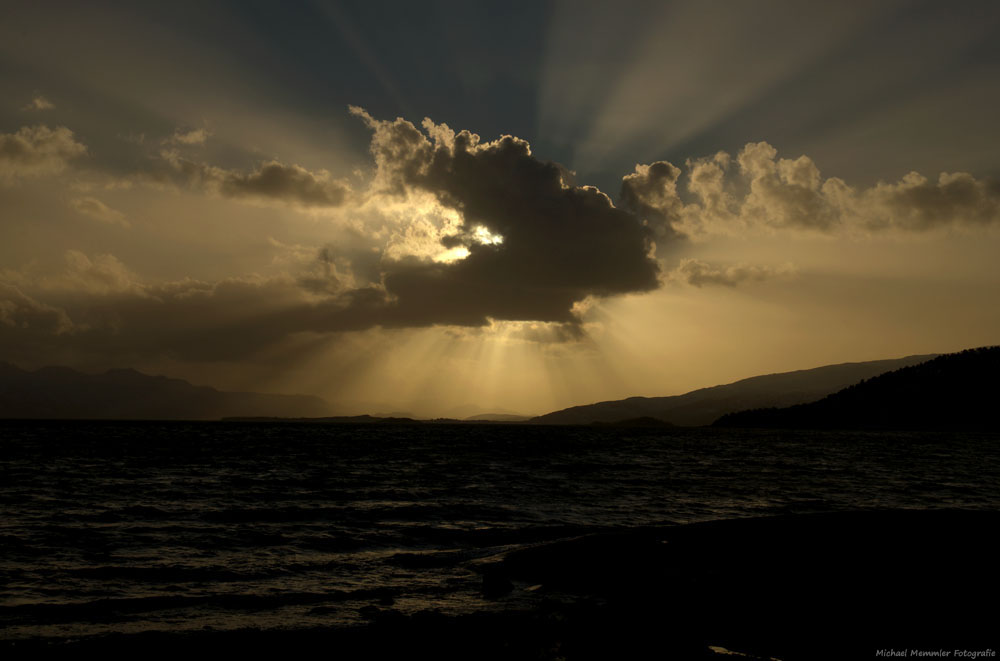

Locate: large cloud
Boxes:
[346,107,660,326]
[0,125,86,180]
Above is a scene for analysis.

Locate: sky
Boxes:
[2,0,999,417]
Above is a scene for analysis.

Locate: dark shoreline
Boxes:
[4,508,997,660]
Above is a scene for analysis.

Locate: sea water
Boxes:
[2,421,998,641]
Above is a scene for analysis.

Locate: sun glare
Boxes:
[472,225,504,246]
[433,225,503,262]
[434,246,471,262]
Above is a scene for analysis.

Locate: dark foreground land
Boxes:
[6,508,996,660]
[716,346,1000,431]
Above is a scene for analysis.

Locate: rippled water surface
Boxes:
[2,421,999,641]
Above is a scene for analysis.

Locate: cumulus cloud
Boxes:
[70,197,130,227]
[0,125,86,180]
[737,142,840,231]
[146,151,352,207]
[620,160,686,245]
[671,258,797,288]
[865,171,1000,230]
[628,141,1000,236]
[22,95,55,111]
[345,106,660,328]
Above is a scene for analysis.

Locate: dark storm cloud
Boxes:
[349,107,661,325]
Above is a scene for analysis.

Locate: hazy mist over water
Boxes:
[3,422,999,641]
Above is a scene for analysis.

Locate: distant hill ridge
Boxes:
[464,413,531,422]
[0,363,331,420]
[713,346,999,430]
[2,350,971,425]
[530,354,938,426]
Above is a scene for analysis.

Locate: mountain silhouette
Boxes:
[713,346,999,430]
[531,354,937,426]
[0,363,331,420]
